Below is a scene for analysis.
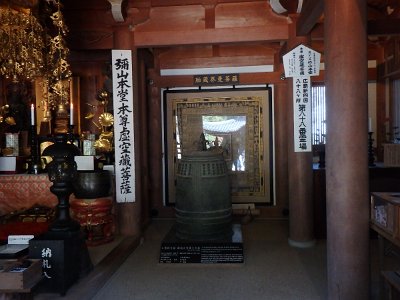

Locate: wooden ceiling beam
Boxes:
[368,18,400,36]
[134,26,288,47]
[143,0,265,7]
[0,0,38,8]
[159,55,274,69]
[296,0,324,36]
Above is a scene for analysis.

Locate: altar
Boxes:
[0,173,116,246]
[0,174,56,216]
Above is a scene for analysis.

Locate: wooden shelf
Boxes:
[370,192,400,244]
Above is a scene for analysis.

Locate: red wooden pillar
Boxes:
[137,52,150,227]
[287,16,315,248]
[147,69,167,216]
[113,25,142,237]
[325,0,370,299]
[376,47,386,161]
[274,83,289,214]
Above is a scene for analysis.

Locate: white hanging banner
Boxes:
[112,49,135,203]
[293,76,312,152]
[283,44,320,153]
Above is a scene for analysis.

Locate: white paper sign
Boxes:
[8,235,34,245]
[74,155,94,171]
[283,44,320,153]
[0,157,16,171]
[293,77,312,152]
[283,44,321,78]
[112,50,135,203]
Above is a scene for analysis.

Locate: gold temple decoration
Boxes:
[39,0,72,134]
[87,89,114,154]
[98,112,114,127]
[0,105,9,123]
[94,138,112,153]
[0,104,16,126]
[42,0,71,111]
[5,116,16,125]
[0,0,73,135]
[96,112,114,152]
[84,112,95,119]
[0,6,45,81]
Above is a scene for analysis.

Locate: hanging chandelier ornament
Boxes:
[43,0,72,112]
[0,6,45,82]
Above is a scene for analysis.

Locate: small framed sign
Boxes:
[193,74,239,86]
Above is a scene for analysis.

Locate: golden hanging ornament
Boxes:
[42,0,73,111]
[0,7,45,81]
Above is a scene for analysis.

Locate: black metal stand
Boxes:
[29,134,92,296]
[68,124,81,150]
[317,144,325,168]
[49,182,81,232]
[43,134,81,232]
[27,125,43,174]
[68,124,75,143]
[369,132,376,167]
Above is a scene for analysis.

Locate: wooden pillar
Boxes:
[325,1,370,299]
[376,47,386,161]
[137,53,150,227]
[287,17,315,248]
[113,25,142,237]
[274,83,289,213]
[147,69,166,216]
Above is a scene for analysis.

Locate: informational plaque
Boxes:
[283,44,321,152]
[112,50,135,203]
[160,243,244,264]
[159,224,244,264]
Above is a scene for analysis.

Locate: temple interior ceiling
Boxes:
[1,0,398,70]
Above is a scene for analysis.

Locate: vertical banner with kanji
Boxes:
[283,44,321,152]
[112,50,135,203]
[293,77,311,152]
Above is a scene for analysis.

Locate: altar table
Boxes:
[0,174,57,216]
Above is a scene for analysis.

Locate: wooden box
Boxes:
[370,192,400,240]
[0,259,42,291]
[384,144,400,167]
